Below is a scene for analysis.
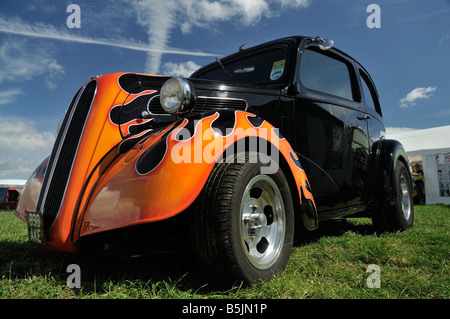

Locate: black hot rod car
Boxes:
[16,36,414,284]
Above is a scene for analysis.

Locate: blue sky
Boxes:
[0,0,449,180]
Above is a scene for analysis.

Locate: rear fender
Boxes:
[76,110,317,238]
[366,138,411,204]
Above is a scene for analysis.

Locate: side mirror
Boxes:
[283,82,300,96]
[307,36,334,51]
[318,38,334,51]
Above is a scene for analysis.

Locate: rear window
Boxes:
[360,70,382,117]
[300,49,354,100]
[195,48,287,84]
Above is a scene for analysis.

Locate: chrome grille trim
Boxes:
[147,95,248,115]
[36,80,97,231]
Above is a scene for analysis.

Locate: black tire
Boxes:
[192,152,294,285]
[372,160,414,232]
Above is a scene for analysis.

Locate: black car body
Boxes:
[16,35,414,284]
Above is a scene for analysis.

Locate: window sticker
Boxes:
[270,59,286,80]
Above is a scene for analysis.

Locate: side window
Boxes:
[300,49,354,100]
[195,48,287,84]
[359,70,382,117]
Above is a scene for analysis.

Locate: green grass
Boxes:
[1,205,448,299]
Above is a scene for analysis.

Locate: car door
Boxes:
[293,44,371,213]
[358,68,385,148]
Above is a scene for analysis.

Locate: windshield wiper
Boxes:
[215,57,234,81]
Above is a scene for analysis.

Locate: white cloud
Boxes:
[179,0,310,29]
[162,61,201,77]
[0,39,65,89]
[130,0,311,74]
[132,0,179,74]
[0,15,215,58]
[25,0,57,14]
[438,31,450,45]
[385,127,416,135]
[0,120,55,179]
[0,2,310,76]
[45,58,65,90]
[178,0,270,31]
[0,88,22,105]
[279,0,310,6]
[0,157,39,179]
[0,121,55,153]
[399,86,437,108]
[430,108,450,118]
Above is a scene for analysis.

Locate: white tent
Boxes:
[0,179,27,194]
[387,125,450,205]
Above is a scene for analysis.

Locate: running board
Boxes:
[318,204,368,221]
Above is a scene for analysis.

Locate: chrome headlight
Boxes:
[160,77,197,115]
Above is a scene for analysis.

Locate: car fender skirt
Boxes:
[78,110,316,237]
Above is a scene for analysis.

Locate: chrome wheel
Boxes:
[193,153,294,284]
[371,160,414,232]
[400,175,412,220]
[240,175,286,269]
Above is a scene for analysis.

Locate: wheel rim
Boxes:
[400,175,412,220]
[240,175,286,269]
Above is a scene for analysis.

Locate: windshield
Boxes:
[194,48,288,84]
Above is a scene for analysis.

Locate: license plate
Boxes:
[27,211,44,244]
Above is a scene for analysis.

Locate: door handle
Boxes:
[357,114,371,121]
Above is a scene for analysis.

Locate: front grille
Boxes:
[194,97,248,113]
[148,96,247,115]
[37,80,97,231]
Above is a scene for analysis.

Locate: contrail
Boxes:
[0,17,215,57]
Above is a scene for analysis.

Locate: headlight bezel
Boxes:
[160,77,197,115]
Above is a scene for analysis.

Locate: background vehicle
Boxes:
[15,36,414,284]
[0,179,25,210]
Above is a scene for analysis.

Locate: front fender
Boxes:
[14,156,49,222]
[76,110,316,238]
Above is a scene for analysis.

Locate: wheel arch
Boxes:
[367,137,412,205]
[220,135,318,232]
[276,147,318,231]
